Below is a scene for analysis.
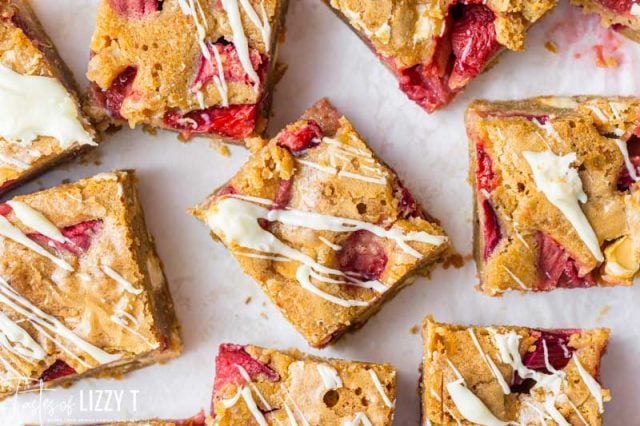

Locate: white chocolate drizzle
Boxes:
[220,0,262,91]
[284,403,299,426]
[0,153,30,170]
[0,215,73,271]
[102,265,143,295]
[297,159,387,185]
[7,201,66,244]
[631,3,640,16]
[615,138,640,183]
[343,412,373,426]
[236,364,272,410]
[0,277,121,366]
[532,119,564,146]
[210,44,230,107]
[586,105,609,123]
[444,359,511,426]
[317,363,342,390]
[238,0,271,51]
[467,329,511,394]
[368,369,393,408]
[222,386,268,426]
[573,354,604,413]
[523,150,603,262]
[502,266,528,290]
[207,197,444,307]
[318,236,342,251]
[177,0,210,61]
[0,311,46,360]
[0,65,95,148]
[110,309,159,349]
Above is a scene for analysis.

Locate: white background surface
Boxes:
[0,0,639,424]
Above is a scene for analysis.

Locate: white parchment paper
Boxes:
[0,1,639,424]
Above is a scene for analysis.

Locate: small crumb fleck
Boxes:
[61,178,71,184]
[593,45,619,68]
[244,296,252,305]
[544,41,558,54]
[260,312,268,320]
[410,325,419,335]
[209,140,230,157]
[443,253,465,269]
[596,305,610,322]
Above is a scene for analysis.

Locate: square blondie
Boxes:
[192,99,450,347]
[212,343,396,425]
[0,0,96,195]
[466,96,640,295]
[86,0,288,142]
[421,317,610,425]
[0,171,181,399]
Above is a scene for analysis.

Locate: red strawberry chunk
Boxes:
[28,219,103,257]
[476,144,496,193]
[273,179,293,210]
[213,344,280,397]
[397,63,456,114]
[275,120,323,154]
[523,330,576,373]
[618,134,640,191]
[0,203,12,216]
[338,230,388,281]
[595,0,634,14]
[108,0,163,18]
[535,232,595,290]
[217,185,237,198]
[393,180,424,219]
[481,199,501,260]
[163,103,258,139]
[102,66,138,120]
[192,42,265,91]
[39,359,76,382]
[449,4,500,89]
[176,411,207,426]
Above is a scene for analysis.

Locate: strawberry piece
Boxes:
[448,4,500,89]
[217,185,237,198]
[393,180,424,219]
[595,0,634,14]
[163,103,258,139]
[522,330,576,373]
[28,219,103,256]
[476,144,496,193]
[618,134,640,191]
[338,230,388,281]
[535,232,595,290]
[192,42,265,90]
[275,120,323,154]
[397,63,456,114]
[39,359,76,382]
[213,344,280,397]
[108,0,163,18]
[99,66,138,120]
[273,179,293,210]
[0,203,12,216]
[0,179,18,195]
[481,199,501,260]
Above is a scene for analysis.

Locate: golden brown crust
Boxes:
[466,96,640,295]
[326,0,557,69]
[421,317,611,425]
[213,345,396,425]
[0,0,96,194]
[0,171,181,399]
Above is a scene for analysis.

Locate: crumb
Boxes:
[544,41,558,53]
[593,45,619,68]
[77,149,101,166]
[260,312,268,320]
[410,325,419,335]
[209,140,231,157]
[244,296,252,305]
[596,305,609,322]
[443,253,465,269]
[142,125,158,136]
[61,178,71,184]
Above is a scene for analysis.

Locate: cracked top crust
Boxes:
[0,171,172,395]
[193,99,450,347]
[467,96,640,295]
[212,344,396,425]
[422,317,610,426]
[327,0,557,69]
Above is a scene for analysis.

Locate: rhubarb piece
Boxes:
[324,0,557,112]
[421,317,611,426]
[572,0,640,42]
[0,0,97,197]
[466,96,640,295]
[192,99,450,347]
[212,343,396,425]
[0,171,181,401]
[86,0,290,143]
[213,344,280,393]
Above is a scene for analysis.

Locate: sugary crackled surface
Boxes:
[86,0,285,138]
[0,0,95,193]
[327,0,558,69]
[466,96,640,295]
[6,0,640,424]
[193,99,450,347]
[0,171,176,397]
[571,0,640,41]
[422,317,610,425]
[212,344,396,425]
